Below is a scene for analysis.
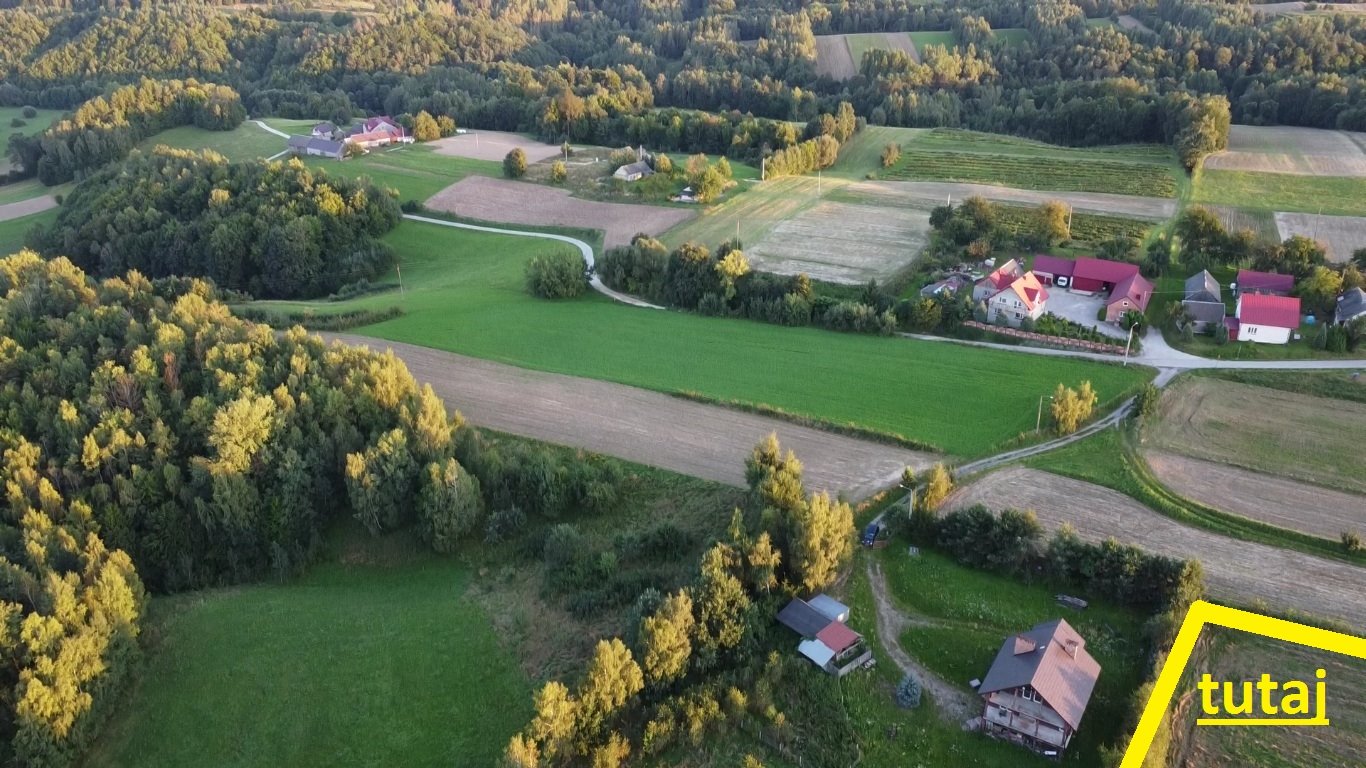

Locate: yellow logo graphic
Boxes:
[1120,601,1366,768]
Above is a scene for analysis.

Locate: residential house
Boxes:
[1336,287,1366,325]
[1104,273,1153,323]
[1181,270,1226,333]
[1236,269,1294,297]
[987,272,1049,327]
[978,619,1101,756]
[1233,293,1301,344]
[311,121,337,138]
[613,160,654,182]
[973,258,1024,302]
[344,116,412,149]
[286,135,344,160]
[1069,257,1139,294]
[777,595,870,677]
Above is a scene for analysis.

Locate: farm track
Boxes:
[0,195,57,222]
[1145,452,1366,542]
[942,467,1366,631]
[323,334,939,499]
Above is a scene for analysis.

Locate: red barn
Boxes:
[1070,258,1139,294]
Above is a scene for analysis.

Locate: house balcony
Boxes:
[982,692,1070,750]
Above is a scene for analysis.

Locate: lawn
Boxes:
[845,33,906,67]
[992,27,1031,44]
[871,548,1149,767]
[0,208,58,255]
[82,527,531,768]
[244,218,1152,458]
[882,129,1180,197]
[908,30,958,49]
[1192,169,1366,216]
[138,122,292,162]
[0,177,70,205]
[300,145,501,202]
[0,106,63,136]
[827,125,931,180]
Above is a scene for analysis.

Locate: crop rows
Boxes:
[993,205,1151,244]
[915,129,1173,160]
[884,149,1177,197]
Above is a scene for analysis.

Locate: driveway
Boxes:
[1045,289,1127,340]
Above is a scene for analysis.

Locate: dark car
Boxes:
[861,522,882,547]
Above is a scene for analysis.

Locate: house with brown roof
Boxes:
[987,272,1049,327]
[978,619,1101,756]
[1233,293,1301,344]
[973,258,1024,302]
[1104,273,1153,323]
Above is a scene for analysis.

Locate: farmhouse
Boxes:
[1104,273,1153,323]
[1182,270,1226,333]
[286,135,345,160]
[344,116,412,149]
[613,160,654,182]
[311,121,337,138]
[988,272,1050,327]
[1233,293,1301,344]
[777,595,871,677]
[1336,287,1366,325]
[978,618,1101,756]
[973,258,1024,302]
[1236,269,1295,297]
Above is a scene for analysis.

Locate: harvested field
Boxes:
[429,131,562,163]
[1146,378,1366,495]
[1146,452,1366,541]
[843,180,1176,219]
[1274,211,1366,262]
[813,35,857,79]
[1205,205,1279,240]
[327,334,937,499]
[1116,14,1153,33]
[1206,125,1366,177]
[425,176,694,249]
[660,175,821,252]
[1248,1,1366,15]
[746,201,928,284]
[943,467,1366,630]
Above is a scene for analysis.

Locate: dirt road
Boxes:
[326,334,937,498]
[943,467,1366,630]
[845,180,1176,220]
[1145,452,1366,541]
[0,195,57,222]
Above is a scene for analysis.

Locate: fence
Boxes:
[963,321,1132,356]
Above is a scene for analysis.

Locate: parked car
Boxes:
[861,522,882,547]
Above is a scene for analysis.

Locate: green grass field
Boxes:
[874,548,1148,767]
[139,122,291,163]
[245,218,1150,457]
[992,27,1031,44]
[908,30,958,49]
[301,145,501,201]
[1192,169,1366,216]
[845,33,903,67]
[0,106,63,136]
[827,125,931,180]
[0,178,69,205]
[83,527,531,768]
[0,208,57,255]
[882,129,1180,197]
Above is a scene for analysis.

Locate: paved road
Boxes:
[0,195,57,222]
[327,334,937,498]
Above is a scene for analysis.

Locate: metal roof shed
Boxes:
[798,639,836,669]
[809,594,850,623]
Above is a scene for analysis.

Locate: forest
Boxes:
[0,0,1360,167]
[30,148,402,299]
[0,253,627,766]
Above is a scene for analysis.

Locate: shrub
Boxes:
[21,106,37,119]
[484,506,527,544]
[1135,383,1160,420]
[550,160,567,183]
[1213,321,1229,345]
[896,675,922,708]
[9,118,25,128]
[503,148,527,178]
[880,143,901,168]
[1344,531,1363,553]
[697,292,726,316]
[525,251,588,299]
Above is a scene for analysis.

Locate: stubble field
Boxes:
[1273,211,1366,262]
[943,467,1366,629]
[745,201,929,283]
[1206,125,1366,176]
[429,130,563,163]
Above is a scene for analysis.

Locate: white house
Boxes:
[987,272,1049,328]
[613,160,654,182]
[1233,293,1301,344]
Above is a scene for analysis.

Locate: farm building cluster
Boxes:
[776,594,873,677]
[1180,268,1313,344]
[950,255,1154,330]
[284,116,413,160]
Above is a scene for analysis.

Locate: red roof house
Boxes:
[973,258,1025,301]
[1235,293,1301,344]
[1104,273,1153,322]
[1031,255,1075,285]
[1070,258,1139,293]
[816,621,861,655]
[979,619,1101,755]
[1236,269,1294,297]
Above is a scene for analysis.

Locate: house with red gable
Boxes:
[344,115,414,149]
[1232,293,1301,344]
[1105,273,1154,323]
[973,258,1025,302]
[1235,269,1295,297]
[988,272,1050,327]
[1030,255,1075,287]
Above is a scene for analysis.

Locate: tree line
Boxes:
[0,253,632,767]
[30,148,401,300]
[6,77,245,185]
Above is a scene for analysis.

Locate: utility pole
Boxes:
[1123,322,1136,365]
[397,264,404,294]
[761,156,766,181]
[735,219,740,246]
[817,169,821,196]
[1036,394,1052,433]
[1066,204,1073,239]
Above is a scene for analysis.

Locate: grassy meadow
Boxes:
[1192,169,1366,216]
[138,121,292,162]
[244,218,1151,458]
[881,129,1181,197]
[83,527,532,768]
[0,208,58,255]
[301,144,501,201]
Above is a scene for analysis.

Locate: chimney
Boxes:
[1063,639,1079,658]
